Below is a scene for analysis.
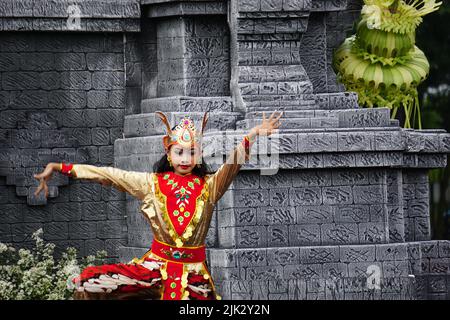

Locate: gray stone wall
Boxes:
[0,31,128,261]
[217,169,389,248]
[124,19,158,115]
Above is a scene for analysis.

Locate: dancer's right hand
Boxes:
[33,163,58,198]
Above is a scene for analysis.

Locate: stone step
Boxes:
[315,92,359,110]
[390,119,400,127]
[239,108,392,129]
[208,242,412,271]
[236,5,311,14]
[141,96,233,114]
[338,108,391,128]
[246,110,316,118]
[212,277,416,300]
[239,80,314,96]
[243,94,317,111]
[245,110,346,119]
[239,65,309,83]
[236,116,340,130]
[123,112,242,138]
[246,102,317,112]
[118,123,448,158]
[214,218,399,251]
[245,93,359,111]
[237,17,310,35]
[241,93,316,102]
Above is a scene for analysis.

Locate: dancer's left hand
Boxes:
[249,110,283,139]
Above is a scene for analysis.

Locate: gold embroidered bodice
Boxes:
[71,140,251,248]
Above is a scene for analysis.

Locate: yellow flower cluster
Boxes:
[362,0,442,33]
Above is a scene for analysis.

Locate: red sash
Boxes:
[150,238,206,300]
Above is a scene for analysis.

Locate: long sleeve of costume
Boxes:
[206,136,254,205]
[71,164,152,200]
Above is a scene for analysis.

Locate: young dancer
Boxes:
[34,110,283,300]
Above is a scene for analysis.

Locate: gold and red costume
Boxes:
[66,112,254,300]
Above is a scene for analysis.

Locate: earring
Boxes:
[167,155,173,167]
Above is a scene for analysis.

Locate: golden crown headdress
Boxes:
[155,111,209,152]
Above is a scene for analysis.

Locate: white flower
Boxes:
[417,0,442,16]
[362,5,383,29]
[63,262,81,290]
[0,243,7,253]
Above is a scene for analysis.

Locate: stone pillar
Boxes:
[229,0,315,114]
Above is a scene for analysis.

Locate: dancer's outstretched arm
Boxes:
[34,163,151,200]
[206,110,283,204]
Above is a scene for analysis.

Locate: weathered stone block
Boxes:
[334,205,370,223]
[289,224,321,246]
[70,183,102,202]
[359,223,387,244]
[293,170,331,187]
[81,201,107,221]
[290,187,322,205]
[268,225,289,246]
[285,263,323,280]
[257,206,295,225]
[238,249,268,267]
[52,202,82,221]
[267,247,299,266]
[236,226,268,248]
[353,185,385,205]
[321,223,358,245]
[300,246,340,264]
[69,221,96,240]
[323,186,353,205]
[43,222,68,241]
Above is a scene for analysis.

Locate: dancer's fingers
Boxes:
[44,182,49,198]
[34,183,43,196]
[268,110,278,121]
[275,111,283,121]
[271,111,283,124]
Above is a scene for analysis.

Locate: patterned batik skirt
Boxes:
[72,239,221,300]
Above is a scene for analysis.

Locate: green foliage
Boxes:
[0,229,107,300]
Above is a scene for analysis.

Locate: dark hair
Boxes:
[152,125,213,178]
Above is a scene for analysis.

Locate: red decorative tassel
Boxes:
[61,163,74,176]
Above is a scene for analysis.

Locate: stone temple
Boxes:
[0,0,449,299]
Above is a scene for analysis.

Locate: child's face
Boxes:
[168,144,201,175]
